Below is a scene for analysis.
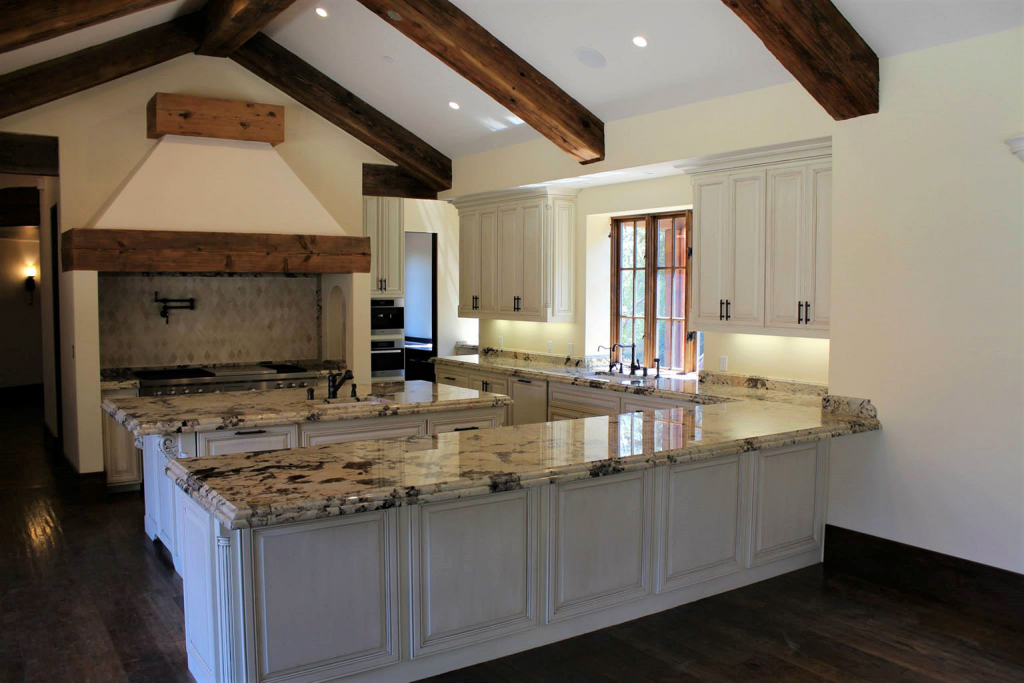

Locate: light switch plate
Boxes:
[547,341,553,353]
[498,336,503,350]
[719,356,728,371]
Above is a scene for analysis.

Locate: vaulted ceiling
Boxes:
[0,0,1020,185]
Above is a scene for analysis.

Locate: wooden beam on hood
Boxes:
[0,15,201,120]
[720,0,878,119]
[0,0,177,54]
[231,32,452,192]
[197,0,299,57]
[354,0,605,164]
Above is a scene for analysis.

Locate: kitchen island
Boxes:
[102,380,511,574]
[165,396,878,683]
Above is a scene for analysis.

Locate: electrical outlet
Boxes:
[547,341,553,353]
[498,336,504,350]
[719,356,728,371]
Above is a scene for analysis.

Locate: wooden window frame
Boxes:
[610,210,695,372]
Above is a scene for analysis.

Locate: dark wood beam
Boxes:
[0,132,58,176]
[198,0,298,57]
[355,0,604,164]
[362,164,437,200]
[147,92,285,145]
[61,228,371,274]
[231,33,452,192]
[0,187,41,228]
[0,15,201,121]
[0,0,176,54]
[721,0,878,120]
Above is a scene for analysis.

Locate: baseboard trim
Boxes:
[824,524,1023,624]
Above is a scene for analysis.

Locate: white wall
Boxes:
[445,30,1024,572]
[404,231,433,339]
[0,54,385,472]
[403,198,478,356]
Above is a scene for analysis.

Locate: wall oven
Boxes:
[370,338,405,379]
[370,299,404,334]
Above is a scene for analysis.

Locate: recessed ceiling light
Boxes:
[315,7,328,18]
[448,101,461,110]
[575,47,607,69]
[632,35,648,48]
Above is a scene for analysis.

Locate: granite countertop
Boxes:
[103,380,512,438]
[433,355,828,408]
[99,359,346,392]
[167,400,880,530]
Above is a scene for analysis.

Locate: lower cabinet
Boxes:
[301,418,425,446]
[102,409,142,486]
[427,411,502,434]
[435,369,469,388]
[548,383,696,422]
[547,471,653,621]
[410,489,538,656]
[198,425,298,458]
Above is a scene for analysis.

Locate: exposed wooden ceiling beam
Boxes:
[721,0,878,120]
[355,0,605,164]
[147,92,285,145]
[231,33,452,192]
[0,15,201,120]
[0,0,177,54]
[197,0,298,57]
[0,132,59,176]
[362,164,437,200]
[0,187,41,229]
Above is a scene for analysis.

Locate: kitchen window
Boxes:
[610,210,697,373]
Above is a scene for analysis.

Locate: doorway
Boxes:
[404,232,437,382]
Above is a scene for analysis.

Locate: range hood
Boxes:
[63,135,369,274]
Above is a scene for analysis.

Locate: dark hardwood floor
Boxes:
[2,386,1021,682]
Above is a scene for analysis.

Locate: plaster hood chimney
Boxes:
[90,135,346,234]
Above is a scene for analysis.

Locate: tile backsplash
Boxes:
[99,274,320,369]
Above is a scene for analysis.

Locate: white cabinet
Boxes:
[197,425,298,458]
[301,418,425,447]
[427,410,503,434]
[364,196,404,297]
[436,368,469,388]
[455,187,576,322]
[548,383,695,422]
[509,378,548,426]
[684,138,831,338]
[102,387,142,487]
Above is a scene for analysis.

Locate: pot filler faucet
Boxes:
[597,343,642,376]
[327,369,355,399]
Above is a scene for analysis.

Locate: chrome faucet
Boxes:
[327,369,354,399]
[598,343,640,375]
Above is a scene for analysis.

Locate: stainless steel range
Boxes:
[136,364,319,397]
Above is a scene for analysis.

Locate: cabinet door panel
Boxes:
[301,419,425,447]
[364,197,380,292]
[478,208,499,314]
[519,200,544,318]
[692,175,728,325]
[750,441,826,565]
[198,425,298,457]
[102,410,141,485]
[497,206,520,314]
[728,169,766,326]
[548,471,652,621]
[510,379,548,426]
[807,164,832,330]
[382,198,404,296]
[550,199,575,319]
[458,211,478,316]
[412,490,536,655]
[765,165,806,328]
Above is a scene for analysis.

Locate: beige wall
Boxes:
[0,54,386,472]
[449,30,1024,572]
[403,198,479,356]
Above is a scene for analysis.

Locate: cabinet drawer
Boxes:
[428,413,499,435]
[197,425,298,457]
[548,384,621,416]
[301,418,426,447]
[620,396,695,414]
[436,369,469,388]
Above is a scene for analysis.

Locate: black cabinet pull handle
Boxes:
[517,379,532,384]
[805,301,811,324]
[726,300,731,320]
[454,426,480,432]
[442,376,456,381]
[798,301,803,324]
[720,299,724,320]
[234,429,267,436]
[383,278,387,291]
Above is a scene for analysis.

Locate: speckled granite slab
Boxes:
[166,400,880,530]
[103,380,512,438]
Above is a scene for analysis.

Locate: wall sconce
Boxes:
[23,265,37,305]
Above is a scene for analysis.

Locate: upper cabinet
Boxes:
[455,188,576,323]
[364,197,404,297]
[681,138,832,338]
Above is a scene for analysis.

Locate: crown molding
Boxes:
[675,137,832,175]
